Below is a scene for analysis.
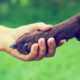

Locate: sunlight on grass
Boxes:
[0,39,80,80]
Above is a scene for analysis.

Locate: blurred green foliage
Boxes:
[0,0,80,27]
[0,0,80,80]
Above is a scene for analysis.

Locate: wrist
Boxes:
[0,25,14,51]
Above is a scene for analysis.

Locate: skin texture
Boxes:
[0,22,66,61]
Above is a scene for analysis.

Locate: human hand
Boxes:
[0,23,66,61]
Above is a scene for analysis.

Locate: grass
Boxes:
[0,38,80,80]
[0,0,80,79]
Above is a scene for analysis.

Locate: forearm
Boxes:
[0,23,64,61]
[0,25,12,34]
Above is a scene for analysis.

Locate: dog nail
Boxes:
[10,43,17,48]
[22,43,28,51]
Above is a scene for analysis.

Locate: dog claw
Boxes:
[10,43,17,48]
[22,43,30,54]
[10,43,30,54]
[22,43,28,51]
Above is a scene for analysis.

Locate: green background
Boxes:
[0,0,80,80]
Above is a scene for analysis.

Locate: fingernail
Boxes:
[10,43,17,48]
[22,43,28,51]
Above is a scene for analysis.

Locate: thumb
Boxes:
[38,25,52,31]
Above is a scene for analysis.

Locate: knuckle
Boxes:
[20,59,27,61]
[33,52,38,57]
[50,54,55,57]
[38,22,44,24]
[38,58,42,60]
[35,57,43,60]
[46,50,56,57]
[20,57,32,61]
[48,24,53,27]
[46,54,54,57]
[36,53,45,60]
[36,22,45,25]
